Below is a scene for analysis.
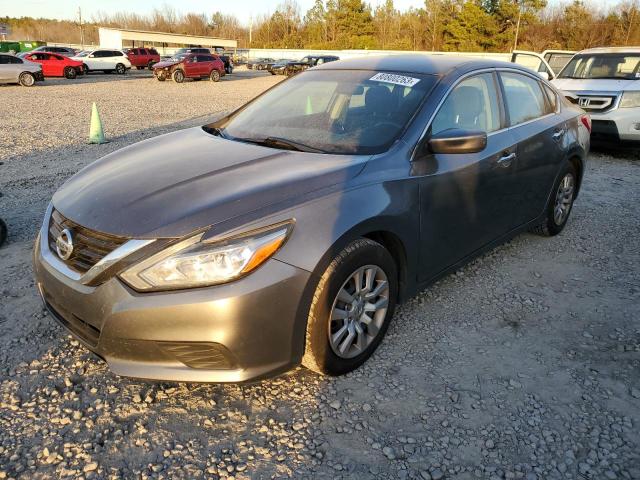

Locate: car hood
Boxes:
[152,59,180,68]
[52,127,368,238]
[552,77,640,93]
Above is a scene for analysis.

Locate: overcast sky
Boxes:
[0,0,624,26]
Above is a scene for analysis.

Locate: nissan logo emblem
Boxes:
[56,228,74,261]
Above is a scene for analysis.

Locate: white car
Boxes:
[71,49,131,75]
[552,47,640,143]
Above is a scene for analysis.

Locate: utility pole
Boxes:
[249,16,253,47]
[513,0,522,52]
[78,6,85,49]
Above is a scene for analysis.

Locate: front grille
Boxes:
[159,342,236,370]
[48,209,127,274]
[568,94,618,113]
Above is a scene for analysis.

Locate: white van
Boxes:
[551,47,640,143]
[71,49,132,75]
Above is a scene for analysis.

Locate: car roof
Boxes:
[313,54,527,76]
[575,46,640,55]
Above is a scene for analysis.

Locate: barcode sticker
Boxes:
[369,72,420,87]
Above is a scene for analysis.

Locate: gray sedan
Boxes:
[34,55,591,382]
[0,53,44,86]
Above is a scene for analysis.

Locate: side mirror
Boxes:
[538,71,551,80]
[88,54,95,58]
[428,129,487,154]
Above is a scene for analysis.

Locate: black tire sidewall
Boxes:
[116,63,125,74]
[64,67,76,79]
[210,70,220,82]
[0,219,7,247]
[306,239,398,375]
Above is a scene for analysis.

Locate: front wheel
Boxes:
[64,66,77,79]
[302,238,397,376]
[531,162,578,236]
[209,70,221,82]
[115,63,126,75]
[19,72,35,87]
[172,69,185,83]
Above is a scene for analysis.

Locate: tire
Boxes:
[115,63,126,75]
[156,72,166,82]
[136,66,143,70]
[172,69,185,83]
[270,71,276,75]
[530,161,578,237]
[19,72,35,87]
[63,66,76,79]
[147,61,155,70]
[302,238,398,376]
[82,64,89,75]
[0,219,6,247]
[286,68,295,77]
[209,70,221,82]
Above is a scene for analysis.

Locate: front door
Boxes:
[415,71,519,281]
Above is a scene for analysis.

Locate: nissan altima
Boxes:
[34,55,591,382]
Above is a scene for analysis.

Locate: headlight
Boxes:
[120,221,293,291]
[620,91,640,108]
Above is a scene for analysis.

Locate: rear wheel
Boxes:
[156,71,166,82]
[63,66,77,79]
[115,63,126,75]
[82,64,89,75]
[209,70,221,82]
[172,69,185,83]
[531,161,577,236]
[302,239,397,376]
[147,61,155,70]
[19,72,35,87]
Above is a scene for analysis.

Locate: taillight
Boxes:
[580,115,592,133]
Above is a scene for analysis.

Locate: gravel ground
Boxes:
[0,68,639,480]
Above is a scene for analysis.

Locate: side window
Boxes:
[10,56,23,64]
[92,51,104,58]
[0,55,9,64]
[431,73,501,135]
[543,84,558,112]
[500,72,548,126]
[112,51,123,57]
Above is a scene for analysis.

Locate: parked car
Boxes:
[254,58,277,70]
[23,52,84,79]
[282,55,340,76]
[173,47,233,74]
[126,47,160,70]
[29,45,78,57]
[247,58,274,70]
[510,50,576,79]
[152,53,225,83]
[552,47,640,144]
[267,58,294,75]
[0,53,44,86]
[71,49,131,75]
[34,55,590,382]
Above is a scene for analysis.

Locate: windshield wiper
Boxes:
[236,136,325,153]
[203,126,227,138]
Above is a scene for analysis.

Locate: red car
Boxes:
[23,52,84,79]
[152,53,225,83]
[126,47,160,70]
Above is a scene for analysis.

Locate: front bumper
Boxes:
[589,108,640,142]
[33,234,311,383]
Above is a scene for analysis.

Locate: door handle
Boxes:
[497,152,516,168]
[552,129,566,141]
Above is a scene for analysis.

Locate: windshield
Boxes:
[559,53,640,80]
[75,51,89,57]
[170,53,188,61]
[210,70,435,155]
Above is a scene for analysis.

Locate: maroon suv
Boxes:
[126,47,160,70]
[152,53,225,83]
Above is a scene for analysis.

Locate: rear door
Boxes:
[498,70,567,226]
[0,55,12,81]
[416,71,520,279]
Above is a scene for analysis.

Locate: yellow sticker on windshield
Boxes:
[370,72,420,87]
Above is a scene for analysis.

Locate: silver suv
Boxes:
[0,53,44,86]
[552,47,640,143]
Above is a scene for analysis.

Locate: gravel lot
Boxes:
[0,68,639,480]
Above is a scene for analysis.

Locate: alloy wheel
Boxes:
[553,173,575,225]
[328,265,389,359]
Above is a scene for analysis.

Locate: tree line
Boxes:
[2,0,639,52]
